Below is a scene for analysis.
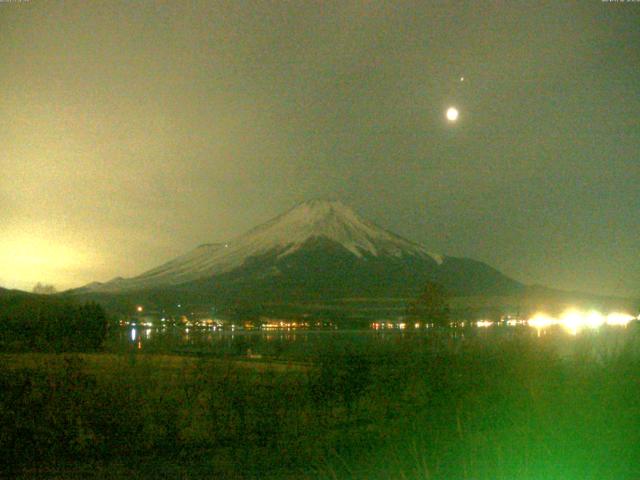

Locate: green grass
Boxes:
[0,351,309,373]
[2,329,640,479]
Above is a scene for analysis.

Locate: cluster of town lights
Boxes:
[527,310,635,335]
[475,309,636,335]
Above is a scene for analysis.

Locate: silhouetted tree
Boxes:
[407,281,451,327]
[32,282,57,295]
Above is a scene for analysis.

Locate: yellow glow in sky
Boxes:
[0,228,96,291]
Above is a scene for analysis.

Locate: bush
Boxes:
[1,333,639,479]
[0,295,108,352]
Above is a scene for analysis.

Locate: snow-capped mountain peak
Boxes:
[241,199,440,260]
[85,200,443,292]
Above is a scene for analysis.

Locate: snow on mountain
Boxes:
[235,200,441,261]
[86,200,443,292]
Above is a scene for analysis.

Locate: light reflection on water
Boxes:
[117,320,639,361]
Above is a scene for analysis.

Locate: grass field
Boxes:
[2,329,640,479]
[0,352,310,374]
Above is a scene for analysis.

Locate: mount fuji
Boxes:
[76,200,522,303]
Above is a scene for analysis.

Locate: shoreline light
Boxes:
[528,313,556,331]
[524,309,635,335]
[607,312,635,326]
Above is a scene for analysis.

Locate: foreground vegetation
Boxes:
[1,327,640,479]
[0,291,107,352]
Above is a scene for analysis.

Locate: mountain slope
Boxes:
[84,200,444,293]
[77,200,522,300]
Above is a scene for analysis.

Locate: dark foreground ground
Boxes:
[2,327,640,479]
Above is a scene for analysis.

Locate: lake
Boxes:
[112,319,640,362]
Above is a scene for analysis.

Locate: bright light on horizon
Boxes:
[607,312,635,326]
[559,310,582,335]
[477,320,493,328]
[525,308,635,334]
[528,313,556,331]
[584,310,606,329]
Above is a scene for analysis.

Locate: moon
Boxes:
[446,107,459,122]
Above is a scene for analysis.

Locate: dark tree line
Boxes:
[32,282,57,295]
[406,281,451,327]
[0,294,108,352]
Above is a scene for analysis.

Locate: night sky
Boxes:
[1,1,638,297]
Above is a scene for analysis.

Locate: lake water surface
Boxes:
[113,321,640,362]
